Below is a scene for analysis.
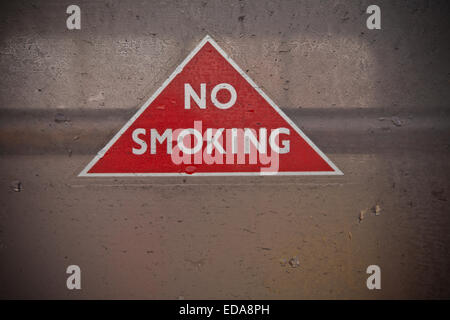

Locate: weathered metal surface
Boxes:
[0,0,449,299]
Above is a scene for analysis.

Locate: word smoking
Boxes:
[131,83,290,168]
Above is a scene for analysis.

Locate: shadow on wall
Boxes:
[0,0,448,156]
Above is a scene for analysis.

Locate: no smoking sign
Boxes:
[79,36,342,177]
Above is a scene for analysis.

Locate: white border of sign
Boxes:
[79,35,343,177]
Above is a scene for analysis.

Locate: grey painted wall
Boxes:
[1,0,448,113]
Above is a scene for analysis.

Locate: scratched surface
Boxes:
[0,0,449,299]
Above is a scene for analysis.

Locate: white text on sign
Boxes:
[130,83,292,172]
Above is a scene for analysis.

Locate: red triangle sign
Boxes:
[79,36,342,177]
